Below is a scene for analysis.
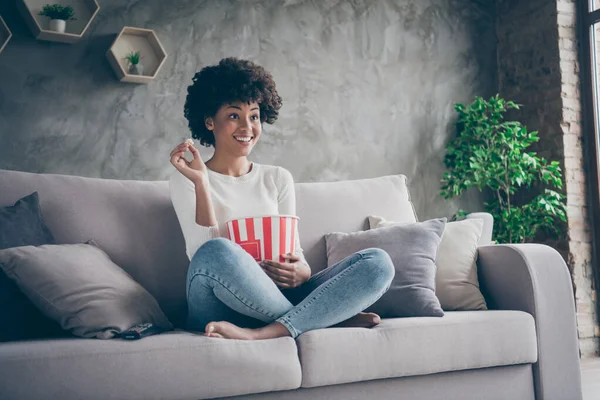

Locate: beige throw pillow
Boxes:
[368,216,488,311]
[0,240,173,339]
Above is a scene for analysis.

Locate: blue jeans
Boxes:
[186,238,395,339]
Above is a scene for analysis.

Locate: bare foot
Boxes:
[204,321,256,340]
[331,312,381,328]
[204,320,292,340]
[203,313,381,340]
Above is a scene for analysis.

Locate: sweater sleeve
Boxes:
[169,171,221,261]
[276,167,309,268]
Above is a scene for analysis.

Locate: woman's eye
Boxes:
[228,114,258,121]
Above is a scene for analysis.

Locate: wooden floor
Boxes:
[582,357,600,400]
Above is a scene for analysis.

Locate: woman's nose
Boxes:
[239,119,252,130]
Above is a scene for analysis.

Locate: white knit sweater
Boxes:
[169,163,307,265]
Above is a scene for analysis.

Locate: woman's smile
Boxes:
[233,135,254,145]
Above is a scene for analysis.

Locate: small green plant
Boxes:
[38,4,76,20]
[440,94,567,244]
[124,51,142,65]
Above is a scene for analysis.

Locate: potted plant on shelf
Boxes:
[124,51,144,75]
[440,94,567,244]
[38,4,76,33]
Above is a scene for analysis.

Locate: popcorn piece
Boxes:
[185,138,194,146]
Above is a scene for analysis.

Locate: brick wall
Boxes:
[558,0,599,358]
[497,0,599,357]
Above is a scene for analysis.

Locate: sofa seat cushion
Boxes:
[0,330,301,400]
[297,310,537,388]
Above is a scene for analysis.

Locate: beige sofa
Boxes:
[0,168,582,400]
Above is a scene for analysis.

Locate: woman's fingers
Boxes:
[267,273,293,287]
[169,152,182,166]
[189,146,200,158]
[170,148,185,159]
[187,144,205,165]
[260,262,296,281]
[281,253,301,262]
[170,143,189,158]
[258,262,297,287]
[170,148,187,163]
[264,270,294,284]
[170,141,199,169]
[262,259,296,272]
[170,141,205,167]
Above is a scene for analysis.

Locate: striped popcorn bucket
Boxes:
[226,215,299,263]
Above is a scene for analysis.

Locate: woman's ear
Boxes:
[205,117,214,131]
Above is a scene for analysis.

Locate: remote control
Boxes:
[120,323,166,340]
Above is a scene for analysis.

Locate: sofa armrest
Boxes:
[477,244,582,400]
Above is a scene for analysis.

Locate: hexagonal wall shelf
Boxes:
[17,0,99,44]
[0,16,12,54]
[106,27,168,84]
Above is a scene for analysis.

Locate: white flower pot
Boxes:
[129,63,144,75]
[49,19,66,33]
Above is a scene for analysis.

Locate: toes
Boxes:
[366,312,381,323]
[203,322,224,338]
[205,322,217,335]
[204,332,224,338]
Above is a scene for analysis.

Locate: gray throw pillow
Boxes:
[0,240,173,339]
[0,192,56,248]
[0,192,65,341]
[325,218,446,318]
[368,216,487,311]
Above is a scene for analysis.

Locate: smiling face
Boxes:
[205,101,262,156]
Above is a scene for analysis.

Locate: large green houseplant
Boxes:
[440,94,567,244]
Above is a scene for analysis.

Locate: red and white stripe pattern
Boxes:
[226,216,298,262]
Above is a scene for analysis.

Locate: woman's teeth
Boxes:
[235,137,252,142]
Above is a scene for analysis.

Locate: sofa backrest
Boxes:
[295,175,417,270]
[0,169,417,327]
[1,169,190,327]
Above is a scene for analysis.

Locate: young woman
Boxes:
[169,57,395,340]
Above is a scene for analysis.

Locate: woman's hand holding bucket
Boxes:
[260,253,311,289]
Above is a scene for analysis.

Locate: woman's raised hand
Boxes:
[169,140,208,184]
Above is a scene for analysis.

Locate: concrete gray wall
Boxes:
[0,0,496,219]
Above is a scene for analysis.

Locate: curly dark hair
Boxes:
[184,57,283,148]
